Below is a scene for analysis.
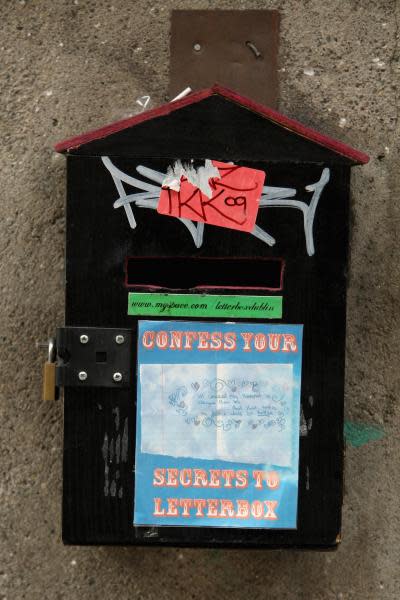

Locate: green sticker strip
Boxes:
[128,292,282,319]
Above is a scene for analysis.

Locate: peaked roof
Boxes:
[54,84,369,164]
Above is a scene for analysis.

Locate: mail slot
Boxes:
[53,84,369,548]
[125,257,284,290]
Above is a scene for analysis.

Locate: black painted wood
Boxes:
[63,148,350,547]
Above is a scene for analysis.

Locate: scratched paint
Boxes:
[102,433,110,496]
[300,406,312,437]
[344,421,385,448]
[102,157,330,256]
[102,409,129,498]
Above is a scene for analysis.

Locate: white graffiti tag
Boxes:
[102,156,330,256]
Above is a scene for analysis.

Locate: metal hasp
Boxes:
[56,327,132,388]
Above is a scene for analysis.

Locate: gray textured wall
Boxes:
[1,1,399,598]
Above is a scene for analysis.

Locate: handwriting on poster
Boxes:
[152,467,279,521]
[168,375,289,434]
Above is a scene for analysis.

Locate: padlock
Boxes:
[42,338,58,401]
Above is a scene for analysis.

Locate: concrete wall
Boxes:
[1,1,399,598]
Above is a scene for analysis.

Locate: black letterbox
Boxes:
[54,84,369,547]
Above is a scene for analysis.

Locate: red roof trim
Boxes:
[54,83,370,164]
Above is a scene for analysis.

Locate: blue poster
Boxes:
[134,320,303,529]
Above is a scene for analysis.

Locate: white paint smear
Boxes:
[162,159,220,198]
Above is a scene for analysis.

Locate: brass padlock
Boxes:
[42,338,58,401]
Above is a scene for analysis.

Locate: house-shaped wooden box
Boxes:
[55,84,369,548]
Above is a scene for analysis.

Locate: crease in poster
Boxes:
[134,320,303,529]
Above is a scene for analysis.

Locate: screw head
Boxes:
[113,372,123,383]
[80,334,89,344]
[78,371,88,381]
[193,43,201,52]
[115,334,125,345]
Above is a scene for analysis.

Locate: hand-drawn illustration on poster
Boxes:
[134,320,303,529]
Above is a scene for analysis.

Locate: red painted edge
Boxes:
[54,83,370,164]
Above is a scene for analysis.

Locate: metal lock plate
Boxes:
[56,327,132,388]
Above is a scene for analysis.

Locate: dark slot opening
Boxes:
[96,351,107,363]
[125,257,284,291]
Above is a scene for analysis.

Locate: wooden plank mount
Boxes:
[169,10,280,107]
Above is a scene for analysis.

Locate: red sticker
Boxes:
[157,161,265,233]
